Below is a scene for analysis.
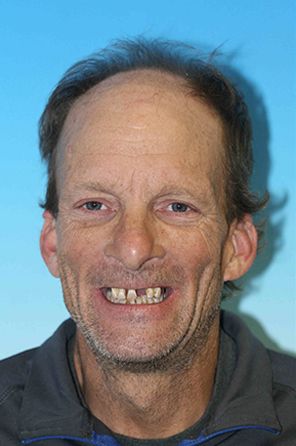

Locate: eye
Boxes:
[168,202,191,213]
[155,200,200,224]
[83,201,107,211]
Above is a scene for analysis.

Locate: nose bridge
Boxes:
[104,207,163,270]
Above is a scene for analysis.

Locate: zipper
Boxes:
[21,436,96,445]
[21,432,120,445]
[180,425,280,445]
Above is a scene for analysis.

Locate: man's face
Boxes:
[43,71,239,371]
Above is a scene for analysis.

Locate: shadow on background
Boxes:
[216,57,292,356]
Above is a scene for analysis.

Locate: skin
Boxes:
[40,70,257,439]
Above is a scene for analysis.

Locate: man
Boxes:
[1,38,295,445]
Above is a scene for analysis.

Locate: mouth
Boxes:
[101,287,171,305]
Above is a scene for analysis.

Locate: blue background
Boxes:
[1,0,295,358]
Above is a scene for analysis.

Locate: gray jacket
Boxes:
[0,312,295,445]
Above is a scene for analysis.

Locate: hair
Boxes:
[39,37,268,297]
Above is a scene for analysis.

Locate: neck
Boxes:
[74,318,220,439]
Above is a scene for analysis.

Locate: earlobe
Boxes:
[223,214,258,282]
[40,210,60,278]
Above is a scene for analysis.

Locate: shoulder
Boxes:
[268,349,296,390]
[0,348,37,385]
[0,320,75,444]
[221,311,296,441]
[267,350,296,441]
[0,348,37,444]
[0,319,75,404]
[222,311,296,390]
[0,348,36,404]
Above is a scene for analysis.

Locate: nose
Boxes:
[104,212,165,271]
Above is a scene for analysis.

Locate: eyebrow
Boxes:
[72,181,119,195]
[72,180,214,205]
[154,183,214,201]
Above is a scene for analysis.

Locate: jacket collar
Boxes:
[19,319,92,440]
[18,312,281,442]
[202,311,281,435]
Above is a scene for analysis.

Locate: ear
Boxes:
[40,210,60,278]
[223,214,257,282]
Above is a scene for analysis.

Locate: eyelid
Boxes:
[156,199,198,211]
[73,199,118,219]
[74,197,116,209]
[154,200,201,220]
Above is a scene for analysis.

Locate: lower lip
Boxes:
[92,287,177,320]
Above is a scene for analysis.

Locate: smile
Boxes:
[103,287,169,304]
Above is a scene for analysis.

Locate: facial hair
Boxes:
[59,256,221,374]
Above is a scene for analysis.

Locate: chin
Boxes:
[75,302,220,374]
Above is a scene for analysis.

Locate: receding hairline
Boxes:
[57,67,227,156]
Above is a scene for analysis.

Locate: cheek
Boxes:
[57,225,102,274]
[169,226,226,295]
[197,219,227,260]
[169,229,214,268]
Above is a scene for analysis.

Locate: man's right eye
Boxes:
[83,201,106,211]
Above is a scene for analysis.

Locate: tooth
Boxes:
[153,287,161,298]
[107,289,118,303]
[111,288,119,298]
[127,289,137,303]
[146,288,153,298]
[118,288,126,298]
[127,289,137,297]
[107,287,166,305]
[118,288,126,303]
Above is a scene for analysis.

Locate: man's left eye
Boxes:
[168,202,190,213]
[83,201,106,211]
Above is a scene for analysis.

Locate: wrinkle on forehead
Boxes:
[56,69,226,206]
[58,69,223,153]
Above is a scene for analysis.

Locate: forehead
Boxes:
[56,70,225,185]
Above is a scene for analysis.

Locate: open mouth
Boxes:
[102,287,170,305]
